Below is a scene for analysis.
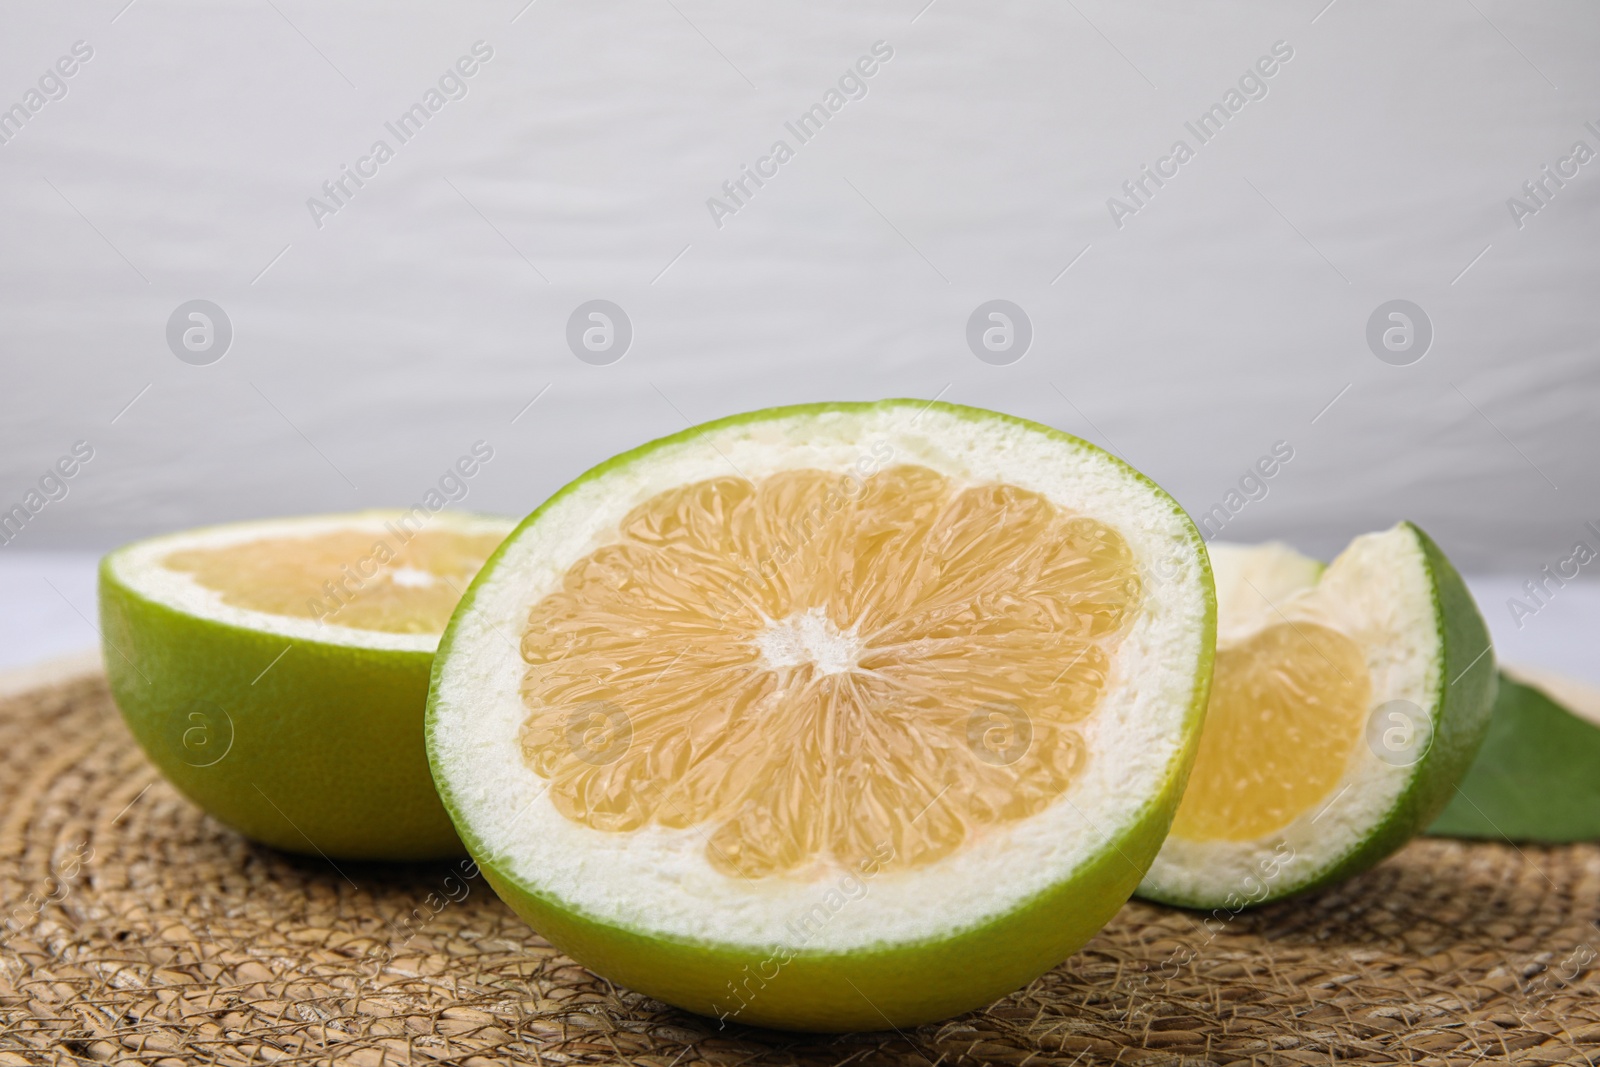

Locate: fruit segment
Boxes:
[1141,528,1496,913]
[1169,622,1370,842]
[164,528,507,635]
[518,464,1143,879]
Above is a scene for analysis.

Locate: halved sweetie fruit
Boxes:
[1139,527,1496,910]
[426,400,1215,1031]
[100,510,513,860]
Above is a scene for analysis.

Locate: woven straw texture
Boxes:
[3,668,1598,1066]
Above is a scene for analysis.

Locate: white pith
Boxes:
[755,608,865,675]
[1140,530,1441,906]
[429,405,1211,952]
[105,510,517,653]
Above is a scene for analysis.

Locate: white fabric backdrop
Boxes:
[2,0,1597,585]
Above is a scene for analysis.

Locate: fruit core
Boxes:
[518,464,1143,879]
[164,527,506,635]
[1170,621,1371,842]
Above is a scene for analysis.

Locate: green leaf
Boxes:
[1428,671,1600,842]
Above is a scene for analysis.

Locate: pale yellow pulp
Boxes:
[518,465,1143,879]
[164,527,506,635]
[1171,622,1371,842]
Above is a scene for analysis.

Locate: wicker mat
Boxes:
[2,669,1598,1067]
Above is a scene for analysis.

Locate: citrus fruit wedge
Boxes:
[100,510,513,860]
[1138,526,1497,910]
[426,400,1215,1031]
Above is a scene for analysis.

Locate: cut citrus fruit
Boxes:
[427,400,1215,1031]
[1139,527,1497,910]
[100,510,513,860]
